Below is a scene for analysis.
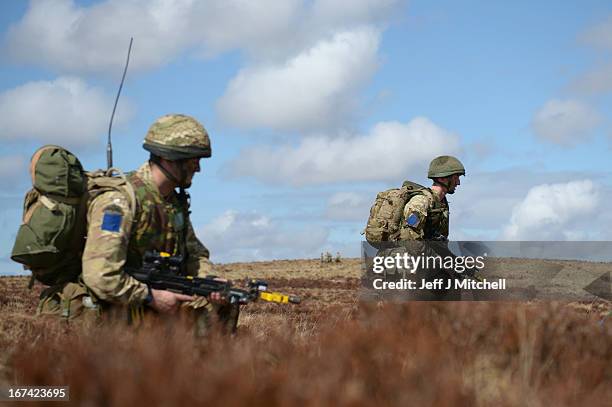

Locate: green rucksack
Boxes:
[11,145,135,287]
[364,180,427,242]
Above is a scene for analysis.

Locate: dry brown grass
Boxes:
[1,259,610,407]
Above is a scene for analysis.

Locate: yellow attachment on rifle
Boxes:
[259,291,301,304]
[160,252,171,257]
[260,291,290,303]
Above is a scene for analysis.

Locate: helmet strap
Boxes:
[150,156,190,188]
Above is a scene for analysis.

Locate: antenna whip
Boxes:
[107,37,133,170]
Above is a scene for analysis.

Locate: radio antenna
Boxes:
[107,37,133,170]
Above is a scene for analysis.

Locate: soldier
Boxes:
[40,114,236,331]
[399,155,465,300]
[400,155,465,241]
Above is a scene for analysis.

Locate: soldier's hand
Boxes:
[208,291,227,304]
[208,277,228,305]
[149,289,195,314]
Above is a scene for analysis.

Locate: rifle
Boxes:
[125,251,301,305]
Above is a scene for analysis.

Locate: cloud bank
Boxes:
[5,0,401,74]
[216,28,380,132]
[199,210,329,262]
[325,192,372,222]
[501,180,599,240]
[0,77,131,147]
[5,0,401,134]
[224,117,461,185]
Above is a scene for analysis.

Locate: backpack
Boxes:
[11,145,135,287]
[364,180,428,242]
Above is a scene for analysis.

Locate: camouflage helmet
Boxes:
[143,114,211,160]
[427,155,465,178]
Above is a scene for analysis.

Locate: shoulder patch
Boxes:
[406,212,421,228]
[101,211,122,232]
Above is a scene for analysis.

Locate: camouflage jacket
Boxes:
[400,188,449,240]
[81,162,213,306]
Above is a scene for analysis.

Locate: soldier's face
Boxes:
[181,158,201,188]
[165,158,200,188]
[447,174,461,194]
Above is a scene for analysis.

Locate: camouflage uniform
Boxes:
[400,189,449,241]
[81,162,213,307]
[398,156,465,300]
[39,114,236,330]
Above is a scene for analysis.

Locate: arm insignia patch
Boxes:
[101,212,122,232]
[406,213,420,228]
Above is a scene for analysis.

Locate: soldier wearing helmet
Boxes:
[76,114,236,331]
[400,155,465,241]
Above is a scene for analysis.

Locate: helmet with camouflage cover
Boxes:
[143,114,211,160]
[427,155,465,179]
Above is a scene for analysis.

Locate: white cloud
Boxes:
[579,15,612,51]
[450,169,607,239]
[5,0,221,73]
[325,192,371,221]
[199,210,329,262]
[190,0,303,59]
[501,180,599,240]
[531,99,601,146]
[224,117,461,185]
[0,76,132,147]
[216,27,380,131]
[4,1,400,134]
[4,0,400,74]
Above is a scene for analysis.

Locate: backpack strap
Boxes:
[106,167,137,215]
[87,168,137,216]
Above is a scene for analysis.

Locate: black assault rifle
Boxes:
[125,251,301,305]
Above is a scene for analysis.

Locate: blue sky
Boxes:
[1,0,611,274]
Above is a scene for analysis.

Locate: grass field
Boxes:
[1,259,610,406]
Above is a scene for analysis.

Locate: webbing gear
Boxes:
[146,158,192,275]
